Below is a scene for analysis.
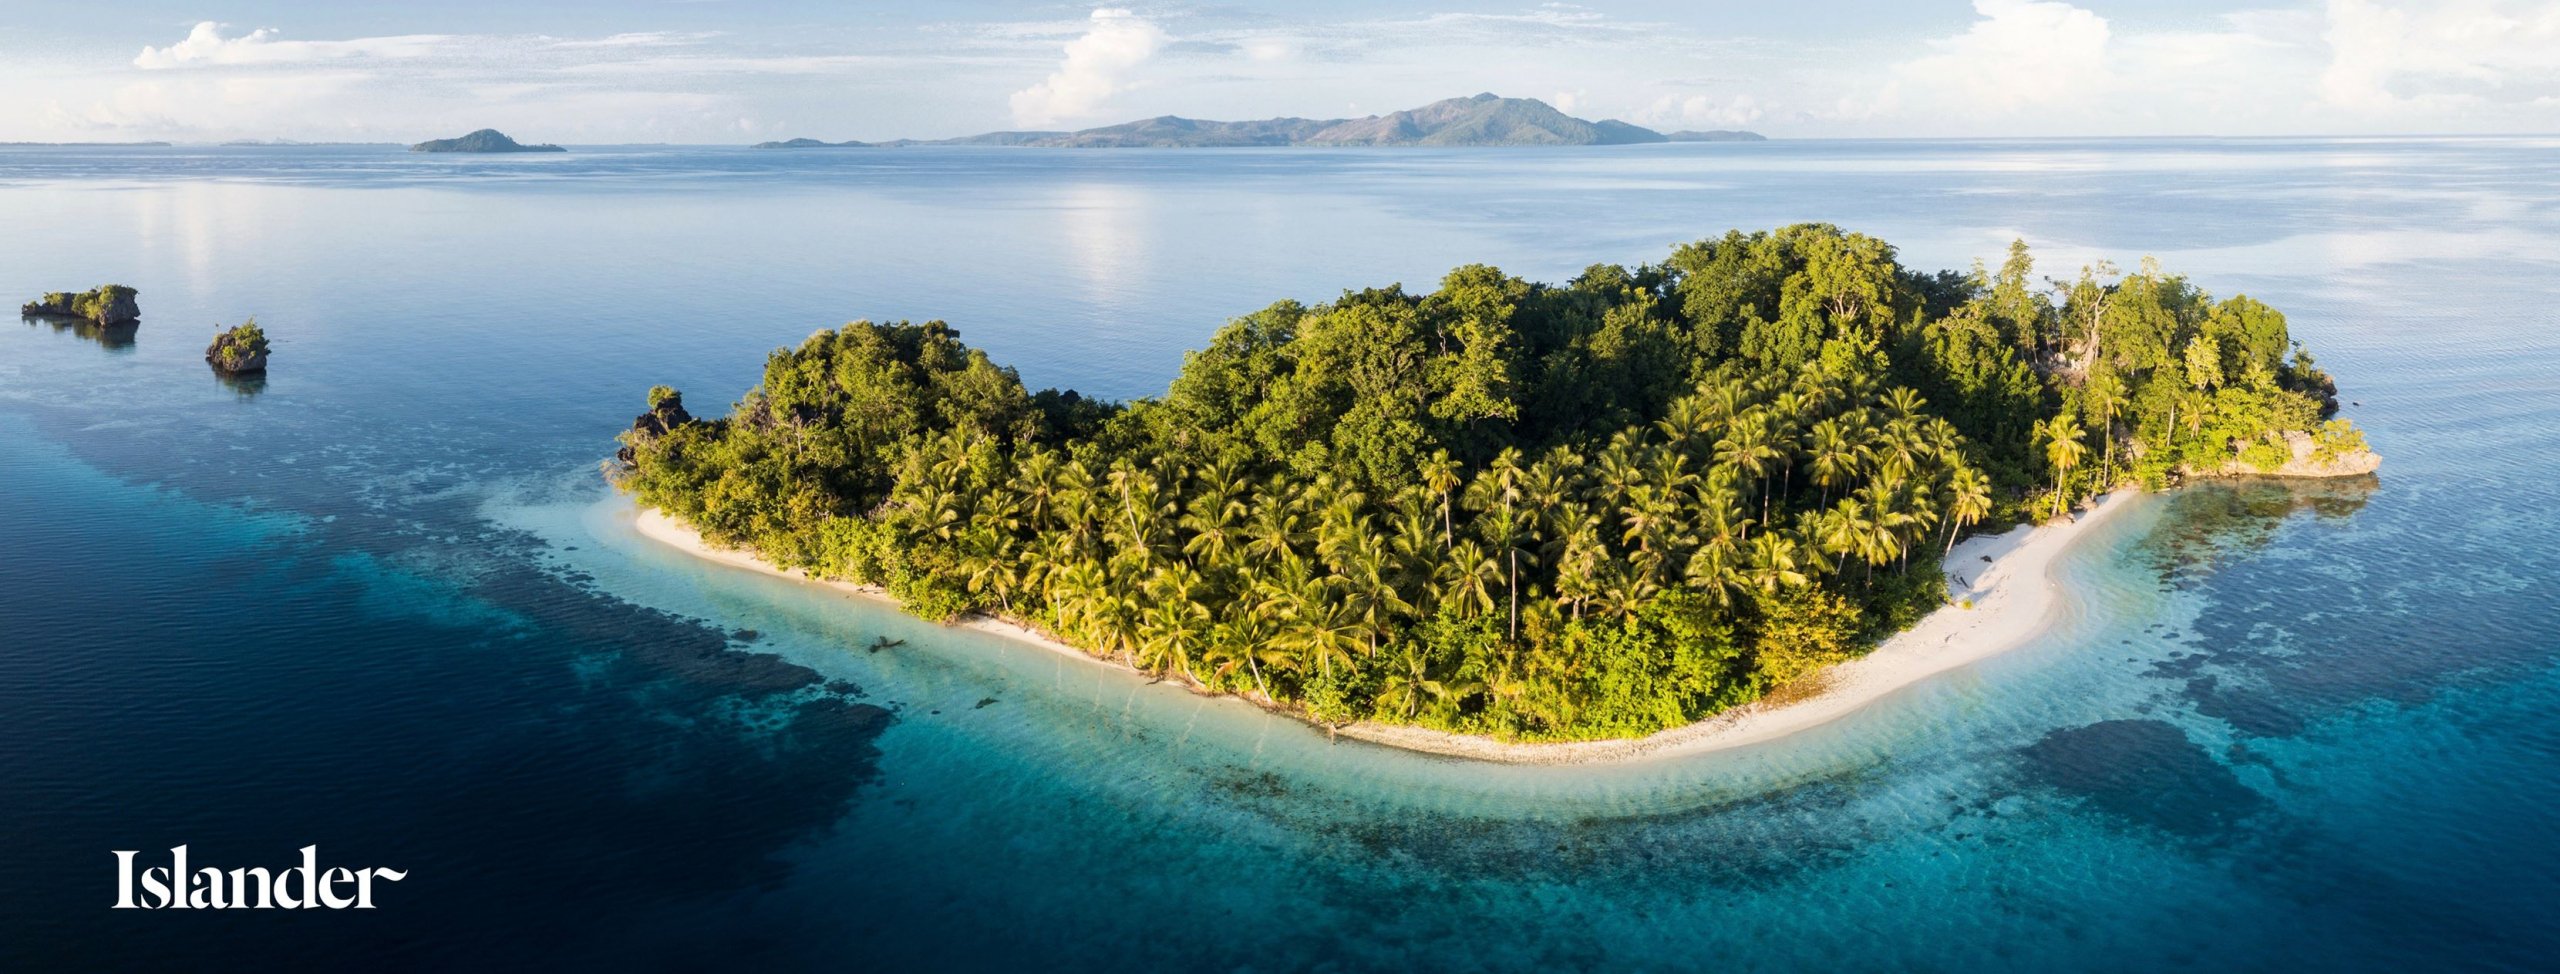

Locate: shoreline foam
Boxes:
[626,491,2140,766]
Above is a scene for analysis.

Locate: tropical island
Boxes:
[753,93,1764,149]
[611,224,2371,751]
[408,129,565,153]
[22,285,139,325]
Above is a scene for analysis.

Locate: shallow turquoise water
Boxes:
[2,141,2554,971]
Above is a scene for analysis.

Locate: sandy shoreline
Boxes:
[627,492,2139,766]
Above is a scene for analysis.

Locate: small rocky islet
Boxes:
[204,318,272,375]
[21,284,139,326]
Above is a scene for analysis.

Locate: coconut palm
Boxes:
[1419,449,1462,550]
[1805,417,1868,508]
[2036,413,2088,520]
[1943,464,1993,556]
[1374,646,1449,719]
[1745,533,1808,591]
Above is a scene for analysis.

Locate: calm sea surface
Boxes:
[2,140,2555,972]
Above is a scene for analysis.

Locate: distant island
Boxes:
[754,93,1765,149]
[409,129,566,153]
[612,225,2373,750]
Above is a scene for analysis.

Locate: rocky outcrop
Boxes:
[615,390,696,468]
[204,320,270,374]
[2190,429,2380,479]
[22,285,139,325]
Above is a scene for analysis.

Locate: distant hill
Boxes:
[1664,130,1768,143]
[755,94,1766,149]
[409,129,566,153]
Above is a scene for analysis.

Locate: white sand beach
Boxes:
[629,491,2139,766]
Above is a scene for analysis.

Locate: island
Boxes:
[204,319,271,374]
[610,225,2373,753]
[1664,130,1769,143]
[754,93,1765,149]
[22,285,139,325]
[408,129,565,153]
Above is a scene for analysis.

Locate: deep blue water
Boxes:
[2,140,2556,972]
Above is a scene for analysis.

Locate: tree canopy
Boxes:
[615,225,2357,741]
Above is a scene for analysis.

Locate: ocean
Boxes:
[2,139,2555,971]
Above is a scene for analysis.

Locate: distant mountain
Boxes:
[1663,130,1768,143]
[754,94,1767,149]
[409,129,566,153]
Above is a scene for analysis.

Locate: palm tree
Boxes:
[1437,538,1500,619]
[1335,533,1414,658]
[2037,414,2088,520]
[1265,573,1361,683]
[1746,533,1808,591]
[1805,417,1868,508]
[1419,449,1462,551]
[1179,469,1247,566]
[1943,464,1994,556]
[2086,370,2126,487]
[960,522,1020,615]
[1374,646,1449,719]
[1244,501,1310,564]
[1135,563,1212,679]
[1479,504,1538,641]
[1716,411,1783,525]
[1204,614,1285,699]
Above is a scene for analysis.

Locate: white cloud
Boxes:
[135,21,455,70]
[2321,0,2560,112]
[1008,8,1168,127]
[1891,0,2113,115]
[549,31,718,50]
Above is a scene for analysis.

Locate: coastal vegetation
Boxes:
[22,285,139,325]
[204,319,270,374]
[614,225,2364,741]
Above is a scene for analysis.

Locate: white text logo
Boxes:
[112,845,406,909]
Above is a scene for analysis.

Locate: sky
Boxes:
[0,0,2553,143]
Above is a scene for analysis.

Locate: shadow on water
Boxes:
[23,313,137,350]
[0,417,902,970]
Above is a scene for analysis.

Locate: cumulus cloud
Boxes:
[135,21,454,70]
[2320,0,2560,112]
[1008,8,1168,127]
[1891,0,2113,115]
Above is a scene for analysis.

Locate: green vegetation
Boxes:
[205,318,271,373]
[614,225,2360,741]
[22,284,138,325]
